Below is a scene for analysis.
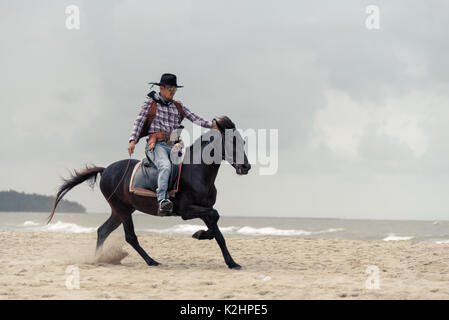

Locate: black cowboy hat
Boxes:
[148,73,183,88]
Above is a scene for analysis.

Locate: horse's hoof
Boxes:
[192,230,205,239]
[148,260,160,266]
[229,264,242,270]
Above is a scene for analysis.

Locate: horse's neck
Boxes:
[184,138,221,185]
[203,163,220,183]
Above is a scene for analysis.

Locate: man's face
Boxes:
[160,85,177,100]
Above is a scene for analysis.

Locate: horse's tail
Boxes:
[46,165,105,224]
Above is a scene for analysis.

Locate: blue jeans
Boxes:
[145,141,173,202]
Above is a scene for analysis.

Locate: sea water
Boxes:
[0,211,448,243]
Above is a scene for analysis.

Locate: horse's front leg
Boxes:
[181,205,241,269]
[180,204,215,239]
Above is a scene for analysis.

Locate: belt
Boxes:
[147,132,173,150]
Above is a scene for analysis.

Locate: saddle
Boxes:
[129,155,183,198]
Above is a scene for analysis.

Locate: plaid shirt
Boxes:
[129,97,212,143]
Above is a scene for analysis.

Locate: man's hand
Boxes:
[212,120,219,130]
[128,141,135,156]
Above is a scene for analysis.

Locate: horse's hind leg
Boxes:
[96,213,122,253]
[121,214,160,266]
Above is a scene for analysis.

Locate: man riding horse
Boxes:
[48,77,251,268]
[127,73,219,215]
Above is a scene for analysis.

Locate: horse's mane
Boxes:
[215,116,236,130]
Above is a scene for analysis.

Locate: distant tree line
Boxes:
[0,190,86,213]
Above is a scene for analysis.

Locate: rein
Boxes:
[105,155,132,202]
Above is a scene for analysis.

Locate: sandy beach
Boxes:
[0,231,448,300]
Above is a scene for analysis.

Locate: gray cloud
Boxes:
[1,0,449,219]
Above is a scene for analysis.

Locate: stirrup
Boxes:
[158,199,173,216]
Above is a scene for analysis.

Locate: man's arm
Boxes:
[181,103,213,128]
[129,100,151,143]
[128,100,151,156]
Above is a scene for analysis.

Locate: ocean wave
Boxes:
[435,239,449,244]
[141,224,237,234]
[23,220,40,227]
[141,224,344,237]
[20,220,96,233]
[236,226,343,236]
[383,234,414,241]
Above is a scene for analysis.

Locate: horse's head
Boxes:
[214,116,251,175]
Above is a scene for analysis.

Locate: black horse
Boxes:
[47,116,251,269]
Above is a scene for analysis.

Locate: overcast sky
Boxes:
[1,0,448,220]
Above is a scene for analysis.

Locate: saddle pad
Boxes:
[129,157,182,197]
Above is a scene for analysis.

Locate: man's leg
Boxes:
[151,142,175,214]
[152,142,172,201]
